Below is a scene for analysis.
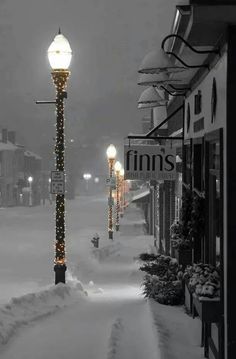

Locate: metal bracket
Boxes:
[161,34,220,70]
[35,100,56,105]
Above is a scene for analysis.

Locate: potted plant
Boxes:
[189,193,205,262]
[183,263,221,321]
[170,221,192,267]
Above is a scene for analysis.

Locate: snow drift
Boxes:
[0,281,86,346]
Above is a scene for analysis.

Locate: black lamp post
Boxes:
[106,144,117,240]
[47,30,72,284]
[114,161,122,231]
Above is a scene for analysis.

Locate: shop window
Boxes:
[193,142,203,191]
[206,131,222,267]
[183,143,192,186]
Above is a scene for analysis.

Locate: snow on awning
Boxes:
[24,150,42,160]
[0,142,17,151]
[132,189,150,203]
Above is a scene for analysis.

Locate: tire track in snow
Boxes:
[107,318,124,359]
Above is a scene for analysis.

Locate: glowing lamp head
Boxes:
[83,173,92,180]
[48,30,72,70]
[114,161,122,173]
[106,144,117,160]
[28,176,33,183]
[120,168,124,176]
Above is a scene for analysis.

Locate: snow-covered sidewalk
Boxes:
[0,196,203,359]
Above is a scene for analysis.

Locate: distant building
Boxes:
[0,128,42,207]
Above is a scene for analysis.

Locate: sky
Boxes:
[0,0,183,173]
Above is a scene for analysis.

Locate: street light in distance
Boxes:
[83,173,92,192]
[28,176,33,207]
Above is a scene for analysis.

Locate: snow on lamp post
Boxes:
[114,161,122,231]
[106,144,117,240]
[28,176,33,207]
[47,29,72,285]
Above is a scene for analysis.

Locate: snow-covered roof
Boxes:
[24,150,42,160]
[0,142,18,151]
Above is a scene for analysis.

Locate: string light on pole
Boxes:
[119,168,124,218]
[47,29,72,285]
[114,161,122,231]
[106,144,117,240]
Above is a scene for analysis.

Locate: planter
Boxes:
[192,294,221,323]
[192,294,222,358]
[174,248,192,267]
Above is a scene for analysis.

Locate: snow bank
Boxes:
[0,281,86,346]
[92,242,122,262]
[149,299,203,359]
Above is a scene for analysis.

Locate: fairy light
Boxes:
[114,161,122,231]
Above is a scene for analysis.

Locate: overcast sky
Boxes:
[0,0,183,170]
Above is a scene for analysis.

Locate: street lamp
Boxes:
[48,178,52,204]
[114,161,122,231]
[106,144,117,239]
[83,173,92,192]
[47,29,72,285]
[119,168,124,218]
[28,176,33,207]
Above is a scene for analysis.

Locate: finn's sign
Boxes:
[124,145,176,180]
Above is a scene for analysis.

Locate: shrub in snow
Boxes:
[139,253,184,305]
[138,253,158,262]
[143,275,183,305]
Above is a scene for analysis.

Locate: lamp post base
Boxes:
[108,231,113,240]
[54,264,67,285]
[116,224,119,231]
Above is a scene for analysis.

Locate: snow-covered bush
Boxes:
[183,263,220,298]
[139,253,184,305]
[138,253,158,262]
[143,275,183,305]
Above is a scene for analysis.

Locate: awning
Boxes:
[131,189,150,203]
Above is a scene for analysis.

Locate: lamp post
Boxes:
[48,178,52,204]
[28,176,33,207]
[106,144,117,239]
[47,29,72,285]
[114,161,122,231]
[119,168,124,218]
[83,173,92,192]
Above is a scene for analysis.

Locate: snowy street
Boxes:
[0,195,202,359]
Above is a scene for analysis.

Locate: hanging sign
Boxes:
[108,197,114,206]
[51,171,65,194]
[124,145,176,180]
[106,177,116,188]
